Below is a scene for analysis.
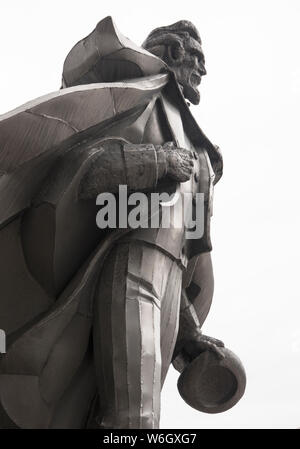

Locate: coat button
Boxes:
[194,173,199,182]
[193,151,198,160]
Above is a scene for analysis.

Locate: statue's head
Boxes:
[143,20,206,105]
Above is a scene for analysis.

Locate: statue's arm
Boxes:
[78,140,193,199]
[172,253,224,372]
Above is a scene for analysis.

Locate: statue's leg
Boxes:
[93,241,182,429]
[160,261,182,387]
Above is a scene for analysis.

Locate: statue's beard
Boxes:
[178,72,201,105]
[182,83,200,105]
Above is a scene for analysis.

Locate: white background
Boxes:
[1,0,299,429]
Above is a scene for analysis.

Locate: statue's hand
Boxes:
[163,142,194,182]
[184,333,225,361]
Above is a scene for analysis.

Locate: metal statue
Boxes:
[0,17,245,429]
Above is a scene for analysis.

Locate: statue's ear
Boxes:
[167,41,185,64]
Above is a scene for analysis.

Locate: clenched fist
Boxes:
[157,142,194,182]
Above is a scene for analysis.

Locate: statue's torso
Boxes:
[120,92,214,266]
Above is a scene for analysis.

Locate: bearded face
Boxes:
[143,22,207,105]
[166,36,206,105]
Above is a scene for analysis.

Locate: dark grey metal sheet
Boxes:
[0,74,168,227]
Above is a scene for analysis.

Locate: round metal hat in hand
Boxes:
[177,347,246,414]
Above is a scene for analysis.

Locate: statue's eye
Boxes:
[191,51,205,66]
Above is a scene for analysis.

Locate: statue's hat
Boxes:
[178,347,246,414]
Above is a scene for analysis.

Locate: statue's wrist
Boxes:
[187,326,203,340]
[179,326,202,346]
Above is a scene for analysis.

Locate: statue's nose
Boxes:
[199,63,207,76]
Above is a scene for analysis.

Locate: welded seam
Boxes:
[26,110,79,132]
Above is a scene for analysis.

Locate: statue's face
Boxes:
[168,36,206,105]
